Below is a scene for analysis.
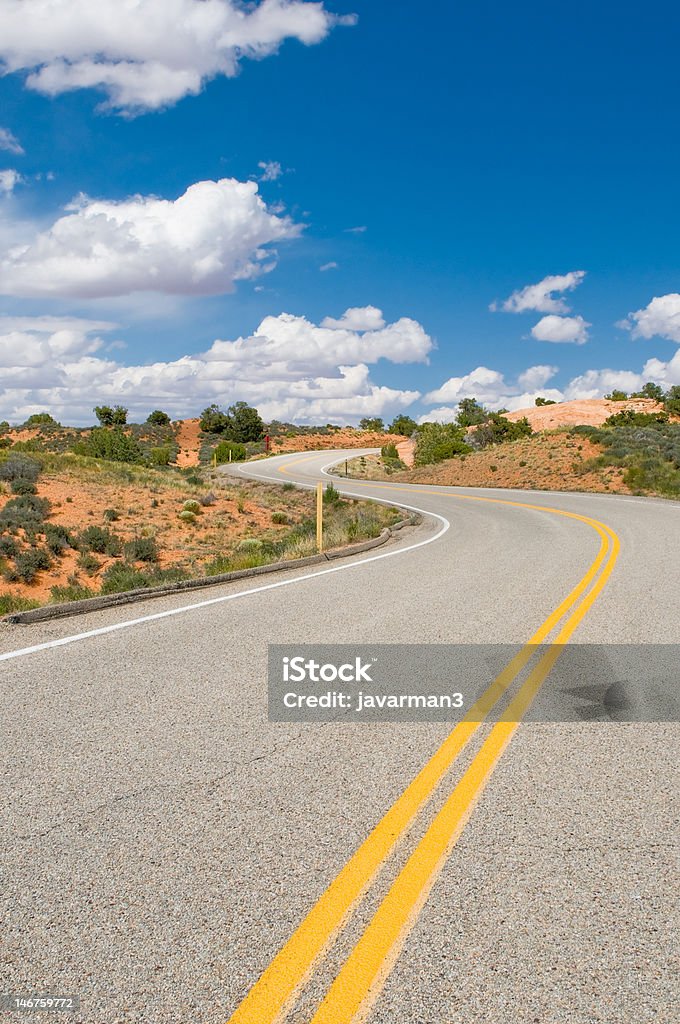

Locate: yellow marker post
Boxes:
[212,451,217,468]
[316,481,323,552]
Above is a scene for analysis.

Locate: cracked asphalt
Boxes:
[1,450,678,1023]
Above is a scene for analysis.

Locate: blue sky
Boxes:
[0,0,679,425]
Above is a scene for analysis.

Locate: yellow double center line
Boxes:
[226,462,620,1024]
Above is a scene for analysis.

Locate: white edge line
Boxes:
[0,457,449,664]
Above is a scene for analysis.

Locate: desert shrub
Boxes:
[604,390,628,401]
[236,538,263,552]
[0,535,19,559]
[200,491,217,506]
[10,478,37,495]
[0,455,41,483]
[0,593,41,614]
[76,550,100,575]
[100,563,187,594]
[0,437,10,449]
[79,525,122,556]
[572,422,680,497]
[182,499,202,514]
[50,582,95,603]
[535,397,556,406]
[604,409,668,427]
[12,547,52,583]
[470,414,533,449]
[124,536,158,562]
[185,473,202,486]
[44,523,75,555]
[323,482,342,504]
[103,508,120,522]
[94,405,128,426]
[272,511,288,524]
[282,482,295,491]
[414,423,470,465]
[213,440,246,463]
[178,510,196,524]
[76,427,144,463]
[0,494,50,531]
[381,443,399,459]
[149,446,172,466]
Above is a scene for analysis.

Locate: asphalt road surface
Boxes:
[1,449,678,1024]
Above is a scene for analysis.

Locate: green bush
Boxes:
[323,482,342,504]
[0,594,41,615]
[381,443,399,460]
[50,582,95,603]
[604,390,628,401]
[146,410,171,426]
[24,412,60,427]
[44,524,75,555]
[358,417,385,431]
[100,563,187,594]
[79,525,122,556]
[149,445,172,466]
[124,536,159,562]
[178,510,196,524]
[76,427,144,463]
[76,550,100,576]
[236,538,263,552]
[182,499,202,514]
[103,508,120,522]
[10,478,37,495]
[10,547,52,583]
[213,440,246,463]
[0,536,19,558]
[414,423,471,465]
[470,414,533,449]
[272,511,288,524]
[388,415,417,436]
[604,409,668,428]
[572,422,680,498]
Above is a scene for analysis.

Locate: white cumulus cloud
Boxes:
[321,306,385,331]
[0,128,24,155]
[0,0,355,113]
[531,314,590,344]
[258,160,283,182]
[622,293,680,344]
[492,271,586,314]
[0,178,300,298]
[0,308,428,425]
[0,169,22,194]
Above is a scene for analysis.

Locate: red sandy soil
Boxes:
[268,429,408,454]
[506,397,665,430]
[0,469,312,604]
[174,418,202,467]
[403,431,631,494]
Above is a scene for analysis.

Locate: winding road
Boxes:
[1,449,678,1023]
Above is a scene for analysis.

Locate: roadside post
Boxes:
[316,481,323,552]
[212,451,217,468]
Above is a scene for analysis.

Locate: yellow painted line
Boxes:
[225,454,618,1024]
[309,524,620,1024]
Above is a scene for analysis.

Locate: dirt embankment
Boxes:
[401,432,630,493]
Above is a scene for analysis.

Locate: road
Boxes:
[1,449,678,1023]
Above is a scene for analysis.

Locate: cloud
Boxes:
[321,306,385,331]
[563,369,645,400]
[622,293,680,344]
[420,364,565,422]
[0,0,356,114]
[258,160,283,182]
[0,178,301,298]
[0,128,24,155]
[345,225,367,234]
[0,308,428,425]
[0,169,22,193]
[530,314,590,344]
[492,271,586,314]
[319,261,338,272]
